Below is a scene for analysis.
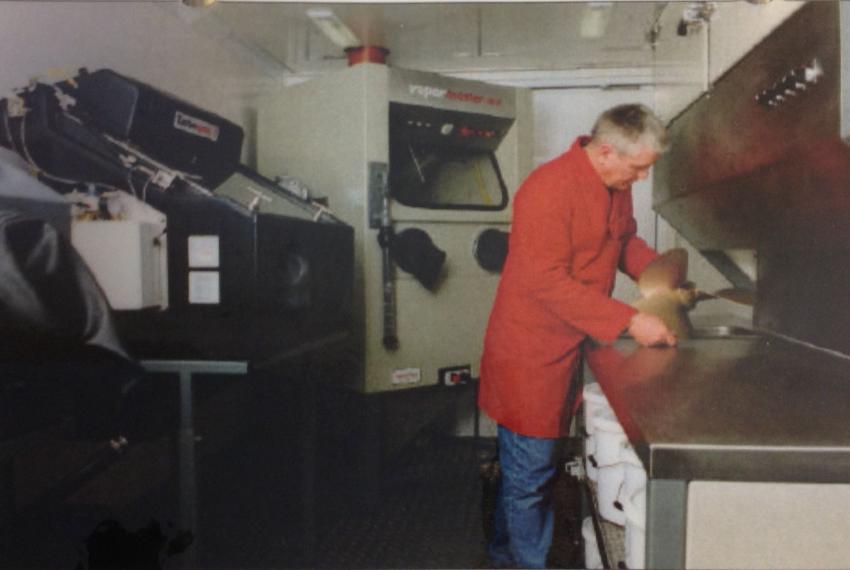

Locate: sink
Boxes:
[616,324,759,341]
[689,325,759,339]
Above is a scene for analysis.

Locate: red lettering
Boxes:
[442,90,503,106]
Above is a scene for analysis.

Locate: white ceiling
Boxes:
[200,2,665,76]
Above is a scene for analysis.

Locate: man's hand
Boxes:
[628,312,678,347]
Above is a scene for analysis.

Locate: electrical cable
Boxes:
[19,111,83,186]
[141,173,153,203]
[2,105,20,155]
[13,93,156,202]
[126,166,140,199]
[103,133,204,183]
[20,111,131,201]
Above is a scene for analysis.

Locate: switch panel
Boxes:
[439,364,471,387]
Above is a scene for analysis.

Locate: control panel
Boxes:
[390,103,513,152]
[755,58,823,109]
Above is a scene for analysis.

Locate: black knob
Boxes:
[474,229,509,272]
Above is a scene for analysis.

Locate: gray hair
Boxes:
[590,104,668,155]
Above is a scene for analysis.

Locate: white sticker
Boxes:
[188,235,219,268]
[391,368,422,386]
[188,271,220,304]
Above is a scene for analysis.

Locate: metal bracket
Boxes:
[368,161,389,229]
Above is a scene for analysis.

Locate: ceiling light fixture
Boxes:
[182,0,216,8]
[306,8,361,49]
[580,2,613,39]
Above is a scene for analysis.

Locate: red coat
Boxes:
[479,137,658,437]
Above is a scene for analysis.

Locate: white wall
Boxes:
[0,2,287,162]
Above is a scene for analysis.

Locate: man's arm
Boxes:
[613,193,677,346]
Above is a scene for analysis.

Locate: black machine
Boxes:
[0,68,354,363]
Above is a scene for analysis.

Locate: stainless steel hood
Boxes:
[653,1,850,355]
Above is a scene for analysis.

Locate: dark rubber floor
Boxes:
[3,377,583,569]
[198,430,583,569]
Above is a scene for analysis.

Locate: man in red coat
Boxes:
[479,104,676,568]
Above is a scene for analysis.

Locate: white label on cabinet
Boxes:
[391,367,422,386]
[188,271,220,304]
[188,235,220,268]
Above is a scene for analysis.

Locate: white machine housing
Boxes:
[258,64,533,392]
[70,191,168,311]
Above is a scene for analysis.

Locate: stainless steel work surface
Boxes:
[586,332,850,483]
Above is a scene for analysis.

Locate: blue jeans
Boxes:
[488,425,559,569]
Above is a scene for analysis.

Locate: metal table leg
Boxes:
[178,369,198,570]
[0,458,14,556]
[300,370,317,564]
[645,478,687,569]
[141,360,248,570]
